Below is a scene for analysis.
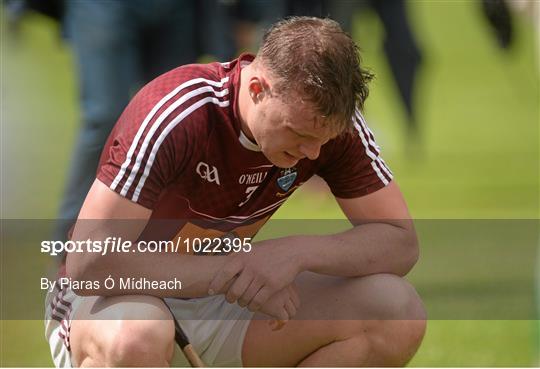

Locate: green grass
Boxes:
[1,1,539,367]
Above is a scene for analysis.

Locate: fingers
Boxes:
[271,307,289,322]
[288,284,300,309]
[284,298,297,319]
[247,286,273,312]
[263,286,300,321]
[269,319,287,331]
[225,272,252,303]
[208,258,243,295]
[237,279,262,307]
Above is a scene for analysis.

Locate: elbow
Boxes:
[66,253,90,280]
[65,253,102,296]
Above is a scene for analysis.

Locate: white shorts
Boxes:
[45,286,253,367]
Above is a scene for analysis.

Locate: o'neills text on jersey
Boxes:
[238,171,268,185]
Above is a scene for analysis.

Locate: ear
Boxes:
[248,76,268,103]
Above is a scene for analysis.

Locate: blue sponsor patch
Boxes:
[277,168,297,192]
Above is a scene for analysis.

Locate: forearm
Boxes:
[291,222,419,277]
[67,251,228,298]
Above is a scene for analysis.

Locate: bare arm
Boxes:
[66,179,228,298]
[293,181,418,277]
[209,181,418,311]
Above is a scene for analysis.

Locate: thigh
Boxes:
[166,294,254,367]
[242,272,422,366]
[69,295,174,367]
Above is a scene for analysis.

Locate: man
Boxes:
[45,17,426,367]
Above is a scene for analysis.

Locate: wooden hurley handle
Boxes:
[183,344,206,367]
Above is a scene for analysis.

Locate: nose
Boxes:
[299,142,321,160]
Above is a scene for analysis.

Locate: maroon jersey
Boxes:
[97,54,392,240]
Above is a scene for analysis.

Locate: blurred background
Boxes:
[1,0,539,366]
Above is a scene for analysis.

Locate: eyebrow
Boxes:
[290,125,338,142]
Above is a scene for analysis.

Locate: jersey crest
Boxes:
[276,167,297,192]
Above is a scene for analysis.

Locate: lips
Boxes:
[285,152,302,160]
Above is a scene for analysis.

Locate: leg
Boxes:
[55,1,140,240]
[196,0,237,61]
[371,0,422,136]
[242,273,426,367]
[142,0,198,80]
[69,295,175,367]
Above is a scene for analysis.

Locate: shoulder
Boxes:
[147,62,230,93]
[114,62,232,141]
[98,62,237,207]
[321,110,385,165]
[316,110,393,198]
[134,62,231,117]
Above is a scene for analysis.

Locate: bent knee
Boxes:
[348,273,426,320]
[349,274,427,366]
[105,319,175,366]
[366,319,426,366]
[71,296,176,367]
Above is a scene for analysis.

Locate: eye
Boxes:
[289,126,307,138]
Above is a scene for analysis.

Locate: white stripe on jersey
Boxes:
[121,84,229,196]
[132,96,230,202]
[352,112,392,186]
[355,109,382,153]
[355,109,392,174]
[111,76,229,192]
[247,164,274,170]
[186,197,288,223]
[354,110,393,179]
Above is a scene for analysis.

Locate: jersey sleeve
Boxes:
[317,109,393,198]
[97,73,195,209]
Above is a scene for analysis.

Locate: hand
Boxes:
[208,239,302,311]
[258,283,300,330]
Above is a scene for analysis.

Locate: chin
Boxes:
[271,154,299,168]
[275,162,297,169]
[262,149,299,168]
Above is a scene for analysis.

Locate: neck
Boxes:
[238,64,256,141]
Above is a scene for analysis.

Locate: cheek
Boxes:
[255,111,275,140]
[265,131,294,152]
